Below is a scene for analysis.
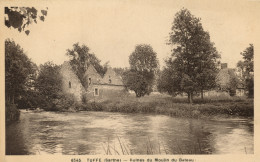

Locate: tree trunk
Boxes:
[188,92,193,104]
[201,90,204,99]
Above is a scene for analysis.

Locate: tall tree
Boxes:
[129,44,159,73]
[36,62,62,101]
[5,7,48,35]
[166,8,220,103]
[123,70,149,97]
[237,44,254,98]
[5,39,37,104]
[125,44,159,97]
[157,59,181,96]
[66,43,107,89]
[35,62,76,111]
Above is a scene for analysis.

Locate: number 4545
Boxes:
[71,158,81,162]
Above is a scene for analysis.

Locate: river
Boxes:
[6,110,253,155]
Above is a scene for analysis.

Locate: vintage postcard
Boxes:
[0,0,259,162]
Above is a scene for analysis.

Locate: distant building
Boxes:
[60,62,126,102]
[203,63,245,97]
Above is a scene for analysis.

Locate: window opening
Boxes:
[94,88,99,96]
[69,81,71,88]
[89,78,91,85]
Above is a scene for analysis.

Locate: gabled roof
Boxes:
[63,61,124,86]
[85,64,101,77]
[84,64,102,84]
[101,67,124,86]
[216,68,240,88]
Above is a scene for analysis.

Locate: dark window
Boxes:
[94,88,99,96]
[109,79,112,84]
[69,81,71,88]
[89,78,91,85]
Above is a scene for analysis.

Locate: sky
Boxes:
[4,0,259,69]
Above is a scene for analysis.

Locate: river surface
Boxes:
[6,110,253,155]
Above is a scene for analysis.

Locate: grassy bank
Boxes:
[80,94,253,119]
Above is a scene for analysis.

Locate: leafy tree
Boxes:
[36,62,62,101]
[5,39,37,104]
[122,70,150,97]
[16,62,39,109]
[35,62,75,111]
[125,44,159,97]
[5,7,48,35]
[129,44,159,73]
[113,67,129,77]
[5,39,37,120]
[165,8,220,103]
[66,43,107,89]
[237,44,254,98]
[157,59,180,96]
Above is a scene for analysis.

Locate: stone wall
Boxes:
[60,62,127,103]
[102,67,123,85]
[86,84,126,102]
[60,62,86,102]
[84,64,102,86]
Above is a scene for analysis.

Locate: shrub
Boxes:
[82,94,253,118]
[6,103,20,122]
[52,94,76,111]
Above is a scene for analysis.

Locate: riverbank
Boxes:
[80,94,253,119]
[6,103,20,122]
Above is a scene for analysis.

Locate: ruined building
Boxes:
[60,62,126,102]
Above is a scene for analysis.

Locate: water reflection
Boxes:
[6,111,253,155]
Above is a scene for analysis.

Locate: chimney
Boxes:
[221,63,228,69]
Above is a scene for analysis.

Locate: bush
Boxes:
[6,103,20,121]
[54,94,75,110]
[81,94,253,119]
[16,91,42,109]
[42,93,76,111]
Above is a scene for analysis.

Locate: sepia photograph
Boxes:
[1,0,258,160]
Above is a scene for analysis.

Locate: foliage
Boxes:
[123,70,151,97]
[34,62,67,110]
[113,67,129,77]
[36,62,62,99]
[157,61,179,96]
[125,44,159,97]
[6,103,20,122]
[5,7,48,35]
[66,43,107,89]
[83,94,253,118]
[35,62,77,111]
[16,90,41,109]
[215,69,239,96]
[237,44,254,98]
[162,8,220,103]
[129,44,159,73]
[52,94,76,111]
[5,39,37,105]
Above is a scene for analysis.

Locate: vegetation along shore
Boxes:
[76,94,253,119]
[5,8,254,121]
